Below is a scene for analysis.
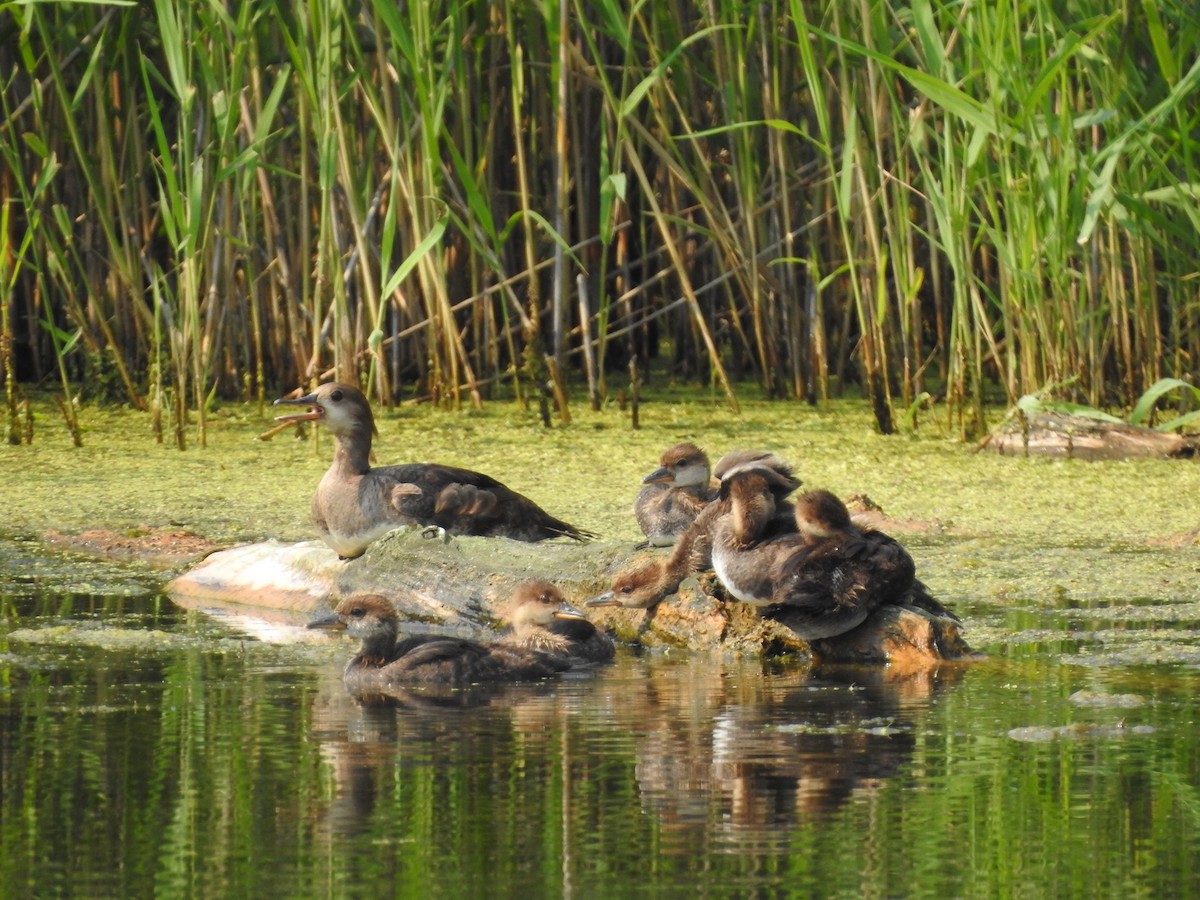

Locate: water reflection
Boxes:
[6,561,1200,896]
[309,650,963,857]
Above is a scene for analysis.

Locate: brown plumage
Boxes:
[633,443,717,548]
[595,456,958,639]
[718,486,955,639]
[496,579,615,664]
[790,489,959,625]
[274,383,594,558]
[307,585,610,690]
[589,451,799,610]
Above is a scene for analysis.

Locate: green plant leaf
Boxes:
[1036,400,1125,424]
[1016,394,1043,416]
[1155,410,1200,433]
[619,25,738,119]
[381,209,449,298]
[1130,378,1200,426]
[599,171,626,245]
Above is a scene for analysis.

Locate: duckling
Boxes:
[766,489,917,629]
[274,382,594,558]
[709,459,810,607]
[712,451,804,547]
[634,443,717,548]
[587,557,676,610]
[307,591,573,689]
[496,579,615,664]
[791,488,957,619]
[589,451,800,610]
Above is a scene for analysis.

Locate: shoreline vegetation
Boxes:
[1,2,1198,449]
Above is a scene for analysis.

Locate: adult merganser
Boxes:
[274,382,594,558]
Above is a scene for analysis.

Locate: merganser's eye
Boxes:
[620,585,633,594]
[330,389,344,402]
[349,606,366,618]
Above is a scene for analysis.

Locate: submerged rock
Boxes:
[168,528,973,664]
[979,411,1199,460]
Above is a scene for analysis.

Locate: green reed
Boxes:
[1,0,1196,441]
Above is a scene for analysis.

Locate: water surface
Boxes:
[3,533,1200,898]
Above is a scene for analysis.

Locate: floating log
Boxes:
[979,411,1199,460]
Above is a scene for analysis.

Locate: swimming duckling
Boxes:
[634,443,718,548]
[274,382,594,558]
[307,591,573,689]
[496,579,615,664]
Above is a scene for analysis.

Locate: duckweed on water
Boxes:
[3,389,1200,662]
[4,390,1199,548]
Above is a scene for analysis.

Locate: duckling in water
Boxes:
[495,579,615,664]
[307,588,589,689]
[589,451,800,610]
[274,382,594,559]
[633,443,717,548]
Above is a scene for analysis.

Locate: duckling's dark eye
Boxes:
[349,606,366,618]
[330,389,344,402]
[620,585,633,594]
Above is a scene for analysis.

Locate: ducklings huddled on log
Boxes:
[594,447,958,642]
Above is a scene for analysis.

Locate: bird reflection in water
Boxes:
[310,677,568,839]
[625,657,964,850]
[307,652,963,848]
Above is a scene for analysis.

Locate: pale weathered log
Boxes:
[979,411,1199,460]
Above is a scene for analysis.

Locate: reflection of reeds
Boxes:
[2,1,1197,443]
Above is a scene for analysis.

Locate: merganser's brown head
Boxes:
[713,450,801,493]
[503,580,591,634]
[274,382,378,439]
[307,593,399,643]
[642,443,712,489]
[587,560,672,609]
[793,489,853,541]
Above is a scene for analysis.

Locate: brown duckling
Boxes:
[634,443,718,548]
[709,458,810,607]
[589,451,800,610]
[712,451,804,548]
[307,591,573,689]
[496,579,615,664]
[587,557,677,610]
[793,489,960,623]
[274,382,594,558]
[768,489,961,638]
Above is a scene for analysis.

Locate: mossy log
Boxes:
[979,411,1199,460]
[168,528,973,664]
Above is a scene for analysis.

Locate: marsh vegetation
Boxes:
[2,1,1197,448]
